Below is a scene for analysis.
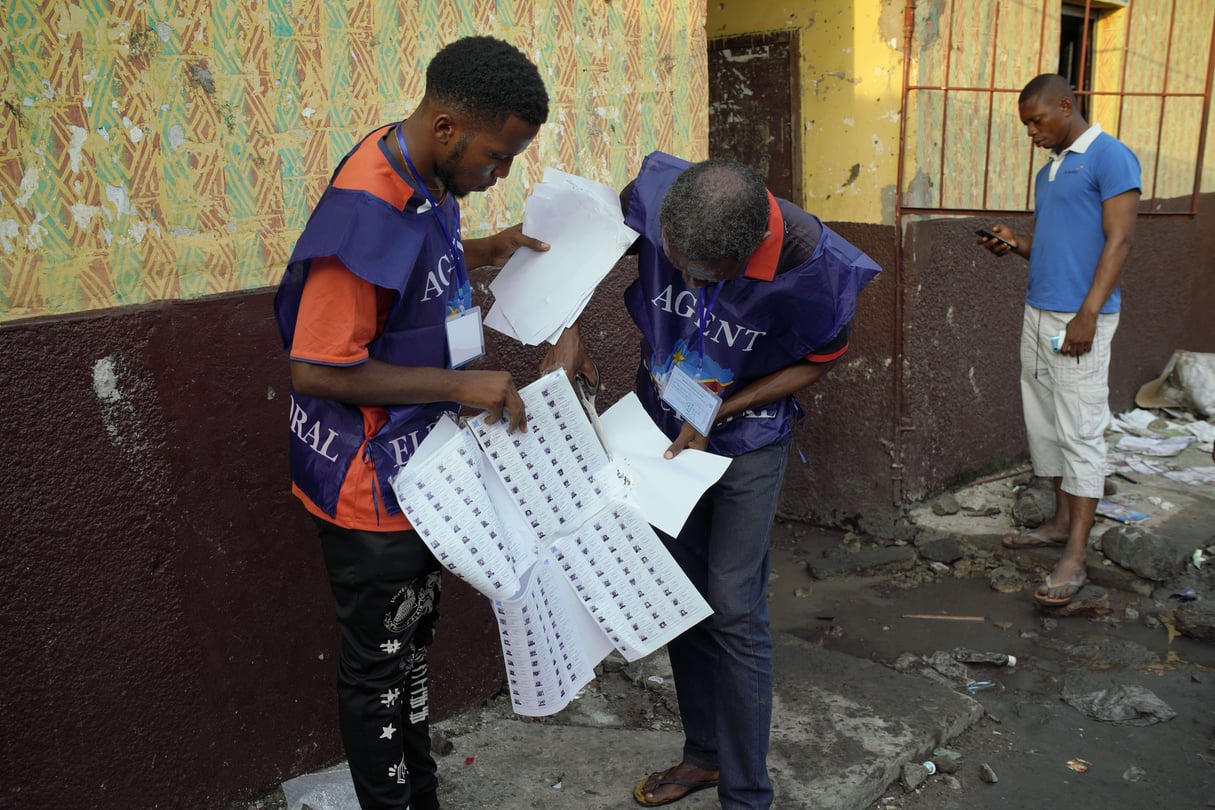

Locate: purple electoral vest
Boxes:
[274,125,472,519]
[624,151,881,457]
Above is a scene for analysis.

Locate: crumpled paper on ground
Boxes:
[281,765,359,810]
[1062,683,1177,726]
[1136,351,1215,417]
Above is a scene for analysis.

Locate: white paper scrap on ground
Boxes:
[389,371,719,716]
[487,168,639,345]
[1163,466,1215,486]
[1115,434,1196,457]
[1112,409,1166,436]
[280,764,358,810]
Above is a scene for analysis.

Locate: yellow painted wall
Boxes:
[707,0,904,224]
[1092,0,1215,207]
[0,1,708,322]
[707,0,1215,222]
[904,0,1215,214]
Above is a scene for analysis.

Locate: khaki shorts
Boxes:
[1019,305,1119,499]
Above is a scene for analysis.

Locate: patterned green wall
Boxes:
[0,0,709,321]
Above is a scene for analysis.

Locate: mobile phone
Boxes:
[976,228,1015,249]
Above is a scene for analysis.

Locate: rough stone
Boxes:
[1101,525,1189,581]
[932,494,960,516]
[1173,601,1215,641]
[807,546,917,578]
[988,565,1027,594]
[900,761,931,791]
[1011,490,1047,528]
[979,763,999,783]
[956,493,989,512]
[918,535,964,564]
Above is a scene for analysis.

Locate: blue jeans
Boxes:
[661,438,791,810]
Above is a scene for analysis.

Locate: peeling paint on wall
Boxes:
[92,354,152,457]
[0,1,708,322]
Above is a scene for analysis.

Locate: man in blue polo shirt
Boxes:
[979,73,1140,607]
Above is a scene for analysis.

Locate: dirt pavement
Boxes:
[246,442,1215,810]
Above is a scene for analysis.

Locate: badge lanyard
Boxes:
[660,280,726,436]
[395,126,469,312]
[694,281,725,375]
[395,126,483,366]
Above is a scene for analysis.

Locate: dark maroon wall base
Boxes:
[898,194,1215,505]
[0,292,501,809]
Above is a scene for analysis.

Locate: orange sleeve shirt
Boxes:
[290,256,412,531]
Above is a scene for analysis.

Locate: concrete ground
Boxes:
[250,440,1215,810]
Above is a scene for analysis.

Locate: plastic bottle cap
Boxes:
[922,761,937,775]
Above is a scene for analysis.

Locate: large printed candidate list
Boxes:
[391,371,723,716]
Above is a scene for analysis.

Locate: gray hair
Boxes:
[659,158,769,263]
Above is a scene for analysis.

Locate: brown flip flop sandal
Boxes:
[633,768,718,806]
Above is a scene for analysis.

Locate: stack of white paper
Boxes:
[485,168,639,345]
[390,371,730,716]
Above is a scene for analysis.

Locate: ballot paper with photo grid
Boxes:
[493,557,613,716]
[391,415,537,601]
[390,371,718,715]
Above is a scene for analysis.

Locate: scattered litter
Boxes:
[924,651,971,683]
[1111,408,1165,436]
[550,775,564,789]
[280,765,358,810]
[901,613,986,622]
[1135,350,1215,417]
[1062,684,1177,725]
[1115,435,1195,457]
[965,680,1000,694]
[1147,496,1176,511]
[1066,758,1091,773]
[1170,587,1198,602]
[1108,454,1168,476]
[1182,420,1215,444]
[1164,466,1215,486]
[1194,549,1210,569]
[952,648,1016,666]
[646,675,664,685]
[465,756,476,765]
[1096,501,1149,524]
[1122,765,1146,782]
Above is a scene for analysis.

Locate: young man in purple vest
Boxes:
[548,155,881,809]
[274,37,548,810]
[979,73,1140,608]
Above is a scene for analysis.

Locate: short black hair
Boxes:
[1019,73,1075,107]
[659,158,769,263]
[425,36,549,128]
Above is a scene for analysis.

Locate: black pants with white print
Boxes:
[316,518,443,810]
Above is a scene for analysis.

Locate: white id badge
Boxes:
[660,364,723,436]
[446,306,485,368]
